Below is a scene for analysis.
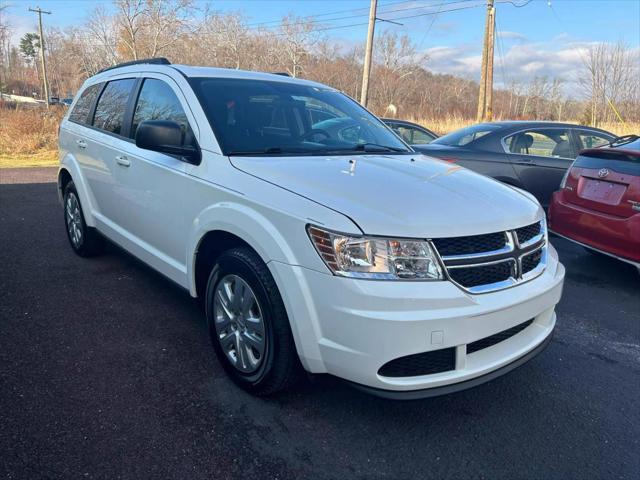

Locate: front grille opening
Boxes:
[522,249,543,274]
[515,222,541,245]
[467,319,534,354]
[432,232,506,257]
[448,261,513,288]
[378,347,456,378]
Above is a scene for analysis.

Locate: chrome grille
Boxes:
[432,221,546,293]
[515,222,542,245]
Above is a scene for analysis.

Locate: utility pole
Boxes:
[29,6,51,108]
[476,0,495,122]
[360,0,377,107]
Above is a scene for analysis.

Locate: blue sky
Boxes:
[4,0,640,90]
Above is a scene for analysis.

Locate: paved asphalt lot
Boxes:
[1,167,639,479]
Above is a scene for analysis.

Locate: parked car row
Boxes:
[379,119,638,273]
[56,57,635,400]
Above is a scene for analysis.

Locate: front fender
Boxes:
[59,153,96,227]
[186,202,306,297]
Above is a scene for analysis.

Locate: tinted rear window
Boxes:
[68,84,102,124]
[92,79,136,136]
[575,152,640,176]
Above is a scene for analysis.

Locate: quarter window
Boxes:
[131,78,191,139]
[505,129,574,158]
[92,79,136,136]
[68,84,102,124]
[577,131,611,149]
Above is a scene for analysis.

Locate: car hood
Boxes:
[230,154,541,238]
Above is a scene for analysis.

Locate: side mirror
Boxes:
[135,120,200,164]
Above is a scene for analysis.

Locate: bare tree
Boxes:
[580,42,639,125]
[116,0,145,60]
[278,15,319,77]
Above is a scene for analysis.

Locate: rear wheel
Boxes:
[205,247,301,395]
[63,181,103,257]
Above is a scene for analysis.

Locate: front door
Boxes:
[111,75,201,277]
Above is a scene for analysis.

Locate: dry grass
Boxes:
[0,152,58,168]
[409,116,640,138]
[0,104,64,167]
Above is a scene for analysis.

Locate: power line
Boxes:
[246,0,421,27]
[248,0,478,30]
[261,2,485,36]
[416,0,446,52]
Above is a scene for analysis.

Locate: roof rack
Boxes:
[271,72,291,77]
[97,57,171,75]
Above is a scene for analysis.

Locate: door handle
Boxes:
[516,157,533,164]
[115,155,131,167]
[76,139,87,149]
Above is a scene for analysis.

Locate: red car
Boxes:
[549,135,640,271]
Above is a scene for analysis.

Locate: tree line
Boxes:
[1,0,638,126]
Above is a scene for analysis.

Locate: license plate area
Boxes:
[578,177,627,205]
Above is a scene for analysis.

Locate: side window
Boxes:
[506,129,574,158]
[131,78,192,140]
[411,127,436,145]
[577,130,611,149]
[92,78,136,136]
[68,84,102,124]
[389,124,413,143]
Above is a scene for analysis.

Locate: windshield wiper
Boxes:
[351,143,407,152]
[227,147,293,156]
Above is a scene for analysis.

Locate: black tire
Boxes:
[205,247,301,395]
[63,181,103,257]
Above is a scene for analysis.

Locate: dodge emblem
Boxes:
[598,168,610,178]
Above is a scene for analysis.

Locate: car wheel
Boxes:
[205,247,301,395]
[63,181,103,257]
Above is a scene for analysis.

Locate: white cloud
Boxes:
[497,31,527,41]
[4,6,37,45]
[420,37,640,97]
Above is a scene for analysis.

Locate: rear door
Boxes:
[504,127,575,206]
[62,82,104,206]
[81,76,138,227]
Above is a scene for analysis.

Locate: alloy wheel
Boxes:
[213,274,266,374]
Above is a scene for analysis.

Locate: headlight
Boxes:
[307,226,443,280]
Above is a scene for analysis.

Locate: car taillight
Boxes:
[560,161,575,188]
[441,158,457,163]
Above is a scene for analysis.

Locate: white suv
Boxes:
[58,58,565,398]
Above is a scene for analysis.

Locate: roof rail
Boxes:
[97,57,171,75]
[271,72,291,77]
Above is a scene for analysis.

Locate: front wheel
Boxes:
[205,247,301,395]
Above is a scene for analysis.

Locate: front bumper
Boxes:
[268,244,565,395]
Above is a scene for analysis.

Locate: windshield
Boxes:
[432,124,502,147]
[189,77,411,156]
